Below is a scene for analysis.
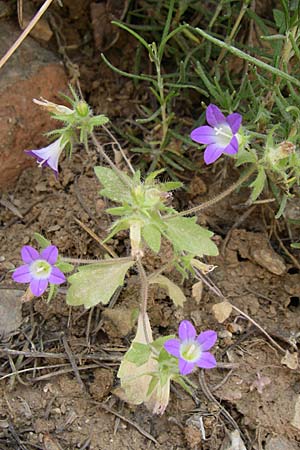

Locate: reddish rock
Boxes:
[0,21,68,190]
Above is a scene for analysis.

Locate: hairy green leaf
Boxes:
[94,166,132,203]
[165,217,218,257]
[33,232,51,249]
[126,343,151,366]
[66,259,134,308]
[250,166,266,201]
[56,261,74,273]
[142,224,162,253]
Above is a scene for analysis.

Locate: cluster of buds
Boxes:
[26,89,109,176]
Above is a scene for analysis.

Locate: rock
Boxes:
[0,21,68,190]
[266,436,299,450]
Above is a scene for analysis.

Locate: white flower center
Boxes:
[214,123,233,147]
[30,260,52,279]
[180,340,202,362]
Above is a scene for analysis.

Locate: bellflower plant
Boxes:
[25,87,109,177]
[190,104,242,164]
[164,320,217,375]
[13,245,65,297]
[26,137,67,177]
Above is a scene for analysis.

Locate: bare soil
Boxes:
[1,2,300,449]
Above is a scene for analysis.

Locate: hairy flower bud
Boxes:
[75,100,90,117]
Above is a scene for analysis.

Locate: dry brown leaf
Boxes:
[192,280,203,303]
[221,430,246,450]
[281,350,298,369]
[0,290,23,335]
[212,301,232,323]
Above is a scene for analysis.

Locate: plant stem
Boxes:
[101,124,135,175]
[0,0,55,70]
[191,27,300,88]
[136,258,150,345]
[90,132,132,188]
[165,165,256,218]
[212,0,250,73]
[61,256,133,264]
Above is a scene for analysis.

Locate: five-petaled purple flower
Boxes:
[164,320,217,375]
[26,137,66,177]
[12,245,66,297]
[190,104,242,165]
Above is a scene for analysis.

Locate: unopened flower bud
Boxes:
[76,101,90,117]
[33,97,73,115]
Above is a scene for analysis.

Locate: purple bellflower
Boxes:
[164,320,217,375]
[190,104,242,165]
[12,245,65,297]
[26,137,66,177]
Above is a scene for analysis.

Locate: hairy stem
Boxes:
[90,132,132,188]
[136,258,150,345]
[165,165,256,218]
[101,124,135,175]
[61,256,133,264]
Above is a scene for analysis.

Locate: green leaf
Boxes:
[102,219,130,243]
[291,242,300,249]
[151,335,175,353]
[126,343,151,366]
[33,232,51,249]
[145,169,165,184]
[250,166,266,201]
[275,194,288,219]
[47,284,57,303]
[160,181,183,191]
[117,313,158,406]
[235,150,257,166]
[142,224,161,253]
[56,261,74,273]
[165,217,218,257]
[149,274,186,307]
[90,114,110,127]
[273,9,286,30]
[66,259,134,308]
[94,166,132,203]
[106,206,128,216]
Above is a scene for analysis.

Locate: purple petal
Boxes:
[190,126,216,145]
[223,136,239,155]
[197,330,217,351]
[206,104,226,127]
[21,246,39,263]
[25,138,64,176]
[12,265,32,283]
[48,267,66,285]
[30,278,48,297]
[179,358,195,375]
[25,150,47,166]
[204,144,223,164]
[40,245,58,264]
[178,320,196,341]
[25,150,59,178]
[196,352,217,369]
[226,113,242,134]
[164,339,181,357]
